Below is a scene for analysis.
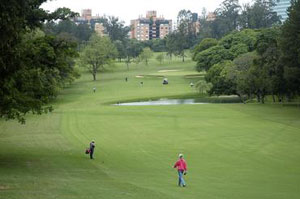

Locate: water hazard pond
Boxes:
[113,97,241,106]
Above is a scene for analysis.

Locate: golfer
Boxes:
[173,153,187,187]
[89,140,95,159]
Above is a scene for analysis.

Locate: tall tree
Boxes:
[280,0,300,97]
[166,32,187,62]
[80,35,117,80]
[211,0,241,38]
[139,47,153,66]
[192,38,218,60]
[177,9,198,48]
[44,20,93,43]
[124,39,143,70]
[0,1,78,123]
[239,0,280,29]
[97,16,130,42]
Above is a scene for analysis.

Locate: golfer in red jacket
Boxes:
[173,153,187,187]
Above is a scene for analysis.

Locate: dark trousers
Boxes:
[90,149,94,159]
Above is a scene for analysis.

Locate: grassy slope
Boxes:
[0,56,300,199]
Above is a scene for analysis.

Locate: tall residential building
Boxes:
[191,13,200,34]
[274,0,291,21]
[74,9,107,36]
[130,11,172,41]
[206,12,216,22]
[94,23,107,37]
[81,9,92,21]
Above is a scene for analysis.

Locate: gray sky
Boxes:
[42,0,252,25]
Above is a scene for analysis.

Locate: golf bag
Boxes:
[85,148,90,154]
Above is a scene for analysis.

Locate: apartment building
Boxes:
[130,11,172,41]
[74,9,107,36]
[94,23,107,37]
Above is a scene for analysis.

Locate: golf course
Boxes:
[0,56,300,199]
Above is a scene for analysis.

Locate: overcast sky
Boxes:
[42,0,252,25]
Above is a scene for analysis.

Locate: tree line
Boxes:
[192,0,300,103]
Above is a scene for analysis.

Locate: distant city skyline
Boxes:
[41,0,252,25]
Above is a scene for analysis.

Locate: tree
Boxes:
[177,9,198,48]
[156,54,164,64]
[196,80,213,94]
[219,29,258,51]
[80,35,117,80]
[239,0,280,29]
[44,20,93,43]
[114,40,127,62]
[0,1,78,123]
[166,32,187,62]
[125,39,143,70]
[151,39,167,52]
[205,61,237,95]
[192,38,218,60]
[194,29,258,72]
[253,28,282,103]
[97,16,130,42]
[280,0,300,97]
[195,45,233,71]
[210,0,241,38]
[139,47,153,66]
[232,52,258,97]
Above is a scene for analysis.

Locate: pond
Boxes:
[114,99,208,106]
[113,96,242,106]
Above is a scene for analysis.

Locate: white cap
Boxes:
[179,153,183,158]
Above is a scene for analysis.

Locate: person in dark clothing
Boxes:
[89,140,95,159]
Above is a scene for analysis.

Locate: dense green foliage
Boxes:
[194,29,258,71]
[192,38,218,60]
[198,0,280,40]
[280,0,300,96]
[239,0,280,29]
[0,1,79,123]
[192,0,300,103]
[79,35,118,80]
[139,48,153,66]
[97,16,130,43]
[156,53,165,64]
[44,20,93,43]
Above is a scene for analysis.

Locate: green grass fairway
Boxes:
[1,58,300,199]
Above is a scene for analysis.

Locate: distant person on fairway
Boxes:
[93,87,96,93]
[89,140,95,159]
[173,154,187,187]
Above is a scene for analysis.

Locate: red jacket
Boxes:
[174,158,187,171]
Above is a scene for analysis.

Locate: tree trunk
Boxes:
[93,65,97,81]
[257,93,261,103]
[261,91,265,104]
[182,54,185,62]
[238,94,245,104]
[272,94,276,103]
